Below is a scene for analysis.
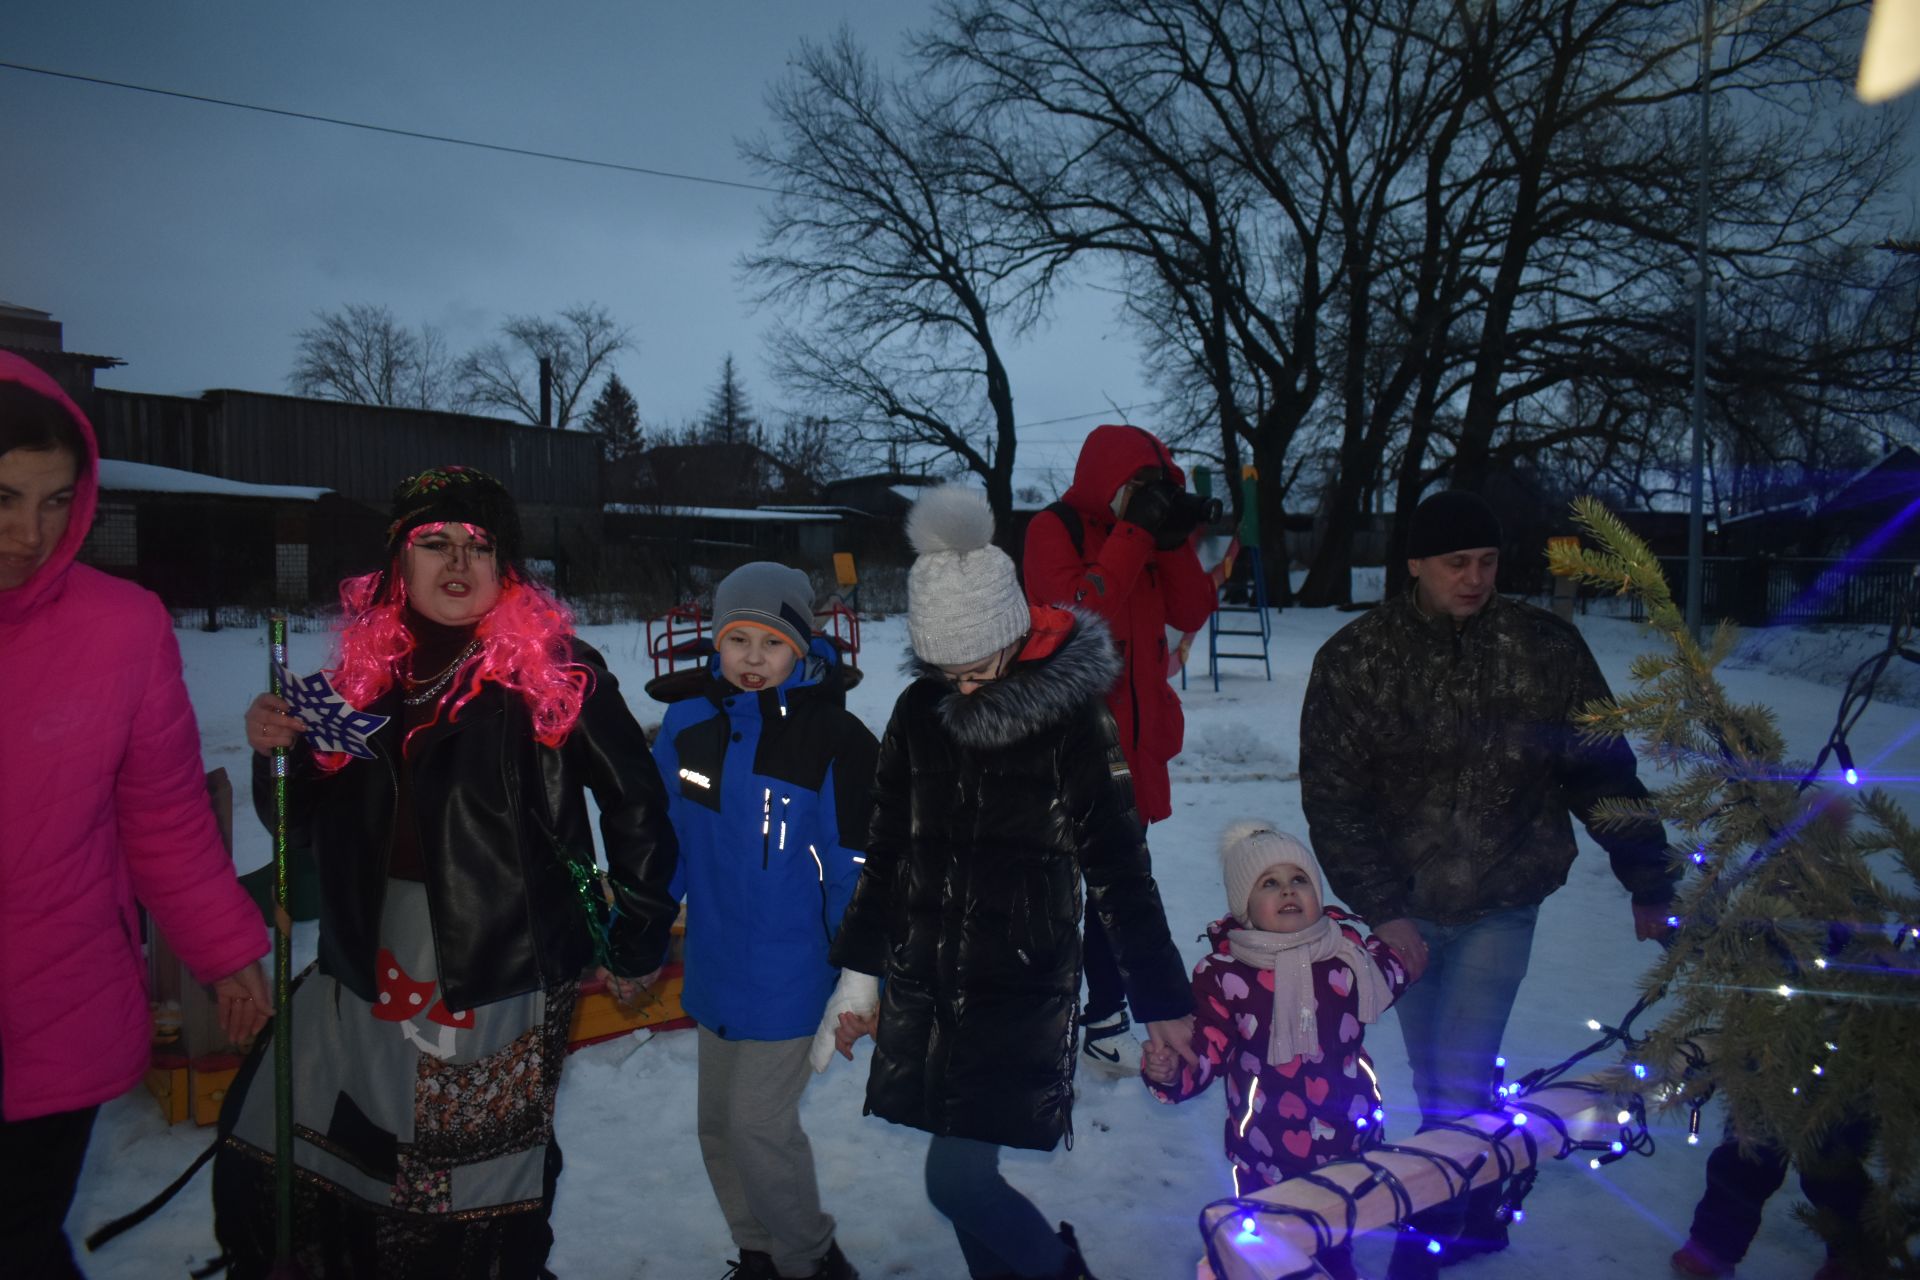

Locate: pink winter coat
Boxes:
[0,353,267,1122]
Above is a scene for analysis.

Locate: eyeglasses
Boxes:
[937,637,1028,687]
[408,530,496,564]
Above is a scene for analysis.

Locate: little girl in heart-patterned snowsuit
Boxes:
[1143,821,1409,1280]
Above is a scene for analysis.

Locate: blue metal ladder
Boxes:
[1202,544,1273,691]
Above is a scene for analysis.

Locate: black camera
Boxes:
[1137,479,1224,549]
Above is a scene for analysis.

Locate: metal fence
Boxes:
[1637,557,1920,627]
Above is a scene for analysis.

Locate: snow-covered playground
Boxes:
[70,587,1920,1279]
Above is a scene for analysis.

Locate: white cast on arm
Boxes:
[809,969,881,1072]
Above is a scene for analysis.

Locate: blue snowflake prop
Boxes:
[274,663,390,759]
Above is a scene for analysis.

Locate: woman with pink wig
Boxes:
[217,465,681,1278]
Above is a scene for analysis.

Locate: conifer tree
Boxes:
[1550,498,1920,1270]
[585,372,642,459]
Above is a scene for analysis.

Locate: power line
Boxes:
[2,60,1178,435]
[0,60,786,195]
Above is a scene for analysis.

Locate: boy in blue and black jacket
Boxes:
[652,561,878,1280]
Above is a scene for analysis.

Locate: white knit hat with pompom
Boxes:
[1219,819,1324,924]
[905,485,1033,666]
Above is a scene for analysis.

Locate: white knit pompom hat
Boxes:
[1220,820,1325,923]
[905,485,1033,666]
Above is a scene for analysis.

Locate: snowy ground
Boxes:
[69,589,1920,1279]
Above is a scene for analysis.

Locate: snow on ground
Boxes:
[70,595,1920,1279]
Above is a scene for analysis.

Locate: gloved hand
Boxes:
[810,969,880,1072]
[1119,479,1177,538]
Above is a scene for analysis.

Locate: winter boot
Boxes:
[1450,1182,1511,1260]
[1056,1222,1100,1280]
[723,1249,778,1280]
[1384,1224,1445,1280]
[1079,1012,1143,1077]
[796,1240,859,1279]
[1670,1239,1734,1278]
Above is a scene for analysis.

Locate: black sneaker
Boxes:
[802,1240,858,1279]
[723,1250,776,1280]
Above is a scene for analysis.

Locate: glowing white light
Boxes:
[1811,1065,1824,1076]
[677,768,712,789]
[1777,985,1794,998]
[1687,1134,1700,1146]
[1616,1110,1632,1125]
[1589,1158,1602,1170]
[1238,1079,1261,1138]
[1587,1019,1603,1031]
[1814,958,1828,970]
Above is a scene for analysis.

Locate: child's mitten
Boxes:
[809,970,880,1072]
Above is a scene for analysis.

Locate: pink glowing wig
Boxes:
[314,559,590,771]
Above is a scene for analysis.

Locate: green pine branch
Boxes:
[1557,498,1920,1270]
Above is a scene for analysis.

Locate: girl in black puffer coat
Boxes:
[820,486,1195,1280]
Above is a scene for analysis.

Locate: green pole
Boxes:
[268,616,294,1266]
[1238,465,1262,549]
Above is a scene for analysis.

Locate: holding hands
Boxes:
[810,970,881,1072]
[213,960,272,1045]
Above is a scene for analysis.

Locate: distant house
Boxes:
[0,300,123,409]
[615,442,823,509]
[1719,446,1920,560]
[84,460,383,609]
[89,388,605,571]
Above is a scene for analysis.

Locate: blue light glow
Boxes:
[1426,1239,1443,1256]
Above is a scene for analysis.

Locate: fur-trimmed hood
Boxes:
[905,609,1121,751]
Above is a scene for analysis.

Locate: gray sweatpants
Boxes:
[696,1026,836,1277]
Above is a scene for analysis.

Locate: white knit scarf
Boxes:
[1226,915,1394,1066]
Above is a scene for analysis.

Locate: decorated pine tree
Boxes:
[1549,497,1920,1271]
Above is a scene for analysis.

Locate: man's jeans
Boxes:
[1392,904,1541,1131]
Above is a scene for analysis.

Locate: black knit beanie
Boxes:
[1405,490,1502,560]
[386,465,524,567]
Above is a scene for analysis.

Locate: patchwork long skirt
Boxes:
[213,879,578,1279]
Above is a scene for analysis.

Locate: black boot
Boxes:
[1056,1223,1100,1280]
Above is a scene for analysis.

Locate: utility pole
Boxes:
[1686,0,1713,639]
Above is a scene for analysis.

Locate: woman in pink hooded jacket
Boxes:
[0,352,270,1277]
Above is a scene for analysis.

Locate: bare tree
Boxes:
[932,0,1911,602]
[454,303,630,428]
[290,303,452,409]
[741,30,1071,529]
[769,413,848,482]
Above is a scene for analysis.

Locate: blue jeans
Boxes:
[924,1135,1070,1279]
[1391,904,1540,1131]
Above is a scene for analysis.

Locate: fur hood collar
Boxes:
[906,609,1122,750]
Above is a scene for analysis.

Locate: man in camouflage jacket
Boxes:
[1300,490,1676,1273]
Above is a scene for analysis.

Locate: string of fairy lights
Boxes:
[1201,567,1920,1278]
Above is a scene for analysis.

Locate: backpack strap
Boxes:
[1043,500,1086,559]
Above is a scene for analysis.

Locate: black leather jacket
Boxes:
[253,640,679,1011]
